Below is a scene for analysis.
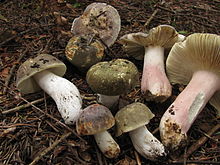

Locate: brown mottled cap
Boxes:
[16,54,66,94]
[115,102,155,136]
[119,25,184,60]
[166,33,220,116]
[65,35,105,70]
[86,59,139,96]
[76,104,115,135]
[71,2,121,47]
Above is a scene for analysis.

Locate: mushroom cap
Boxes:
[86,59,139,96]
[71,2,121,47]
[115,102,155,136]
[119,25,182,60]
[166,33,220,115]
[16,54,66,94]
[76,104,115,135]
[65,35,105,70]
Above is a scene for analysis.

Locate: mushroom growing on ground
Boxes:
[65,35,105,71]
[16,54,82,124]
[119,25,185,102]
[159,33,220,151]
[115,102,166,160]
[71,2,121,47]
[76,104,120,158]
[86,59,139,108]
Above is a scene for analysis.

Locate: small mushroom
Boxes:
[115,102,166,160]
[76,104,120,158]
[159,33,220,151]
[16,54,82,124]
[71,2,121,47]
[86,59,139,108]
[119,25,185,102]
[65,35,105,71]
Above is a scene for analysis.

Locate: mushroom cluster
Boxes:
[15,1,220,163]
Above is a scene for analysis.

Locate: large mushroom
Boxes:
[115,102,166,160]
[119,25,185,102]
[159,33,220,151]
[86,59,139,108]
[76,104,120,158]
[65,35,105,71]
[71,2,121,47]
[16,54,82,124]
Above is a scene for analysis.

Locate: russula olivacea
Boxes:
[159,33,220,151]
[115,102,167,160]
[86,59,139,108]
[71,2,121,47]
[65,35,105,71]
[16,54,82,124]
[119,25,185,102]
[76,104,120,158]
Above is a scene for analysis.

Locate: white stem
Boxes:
[33,70,82,124]
[94,131,120,158]
[97,94,119,108]
[160,70,220,150]
[129,126,166,160]
[141,46,171,102]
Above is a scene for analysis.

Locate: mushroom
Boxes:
[76,104,120,158]
[65,35,105,71]
[159,33,220,151]
[71,2,121,47]
[115,102,166,160]
[16,54,82,124]
[119,25,185,102]
[86,59,139,108]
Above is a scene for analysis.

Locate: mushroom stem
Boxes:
[129,125,166,160]
[97,94,119,108]
[94,131,120,158]
[141,46,171,102]
[33,70,82,124]
[160,70,220,150]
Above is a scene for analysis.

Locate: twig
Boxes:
[95,146,103,165]
[29,131,72,165]
[2,46,29,94]
[0,81,86,142]
[143,0,165,29]
[134,151,141,165]
[180,123,220,159]
[1,98,44,114]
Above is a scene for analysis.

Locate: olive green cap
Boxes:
[16,54,66,94]
[86,59,139,96]
[115,102,155,136]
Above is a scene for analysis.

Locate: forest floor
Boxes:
[0,0,220,164]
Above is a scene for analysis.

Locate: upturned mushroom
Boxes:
[119,25,185,102]
[71,2,121,47]
[115,102,166,160]
[16,54,82,124]
[159,33,220,151]
[65,35,105,71]
[76,104,120,158]
[86,59,139,108]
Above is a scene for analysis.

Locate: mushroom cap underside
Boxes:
[65,35,105,70]
[71,2,121,47]
[119,25,182,60]
[76,104,115,135]
[166,33,220,115]
[86,59,139,96]
[115,102,155,136]
[16,54,66,94]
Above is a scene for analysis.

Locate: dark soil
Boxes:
[0,0,219,164]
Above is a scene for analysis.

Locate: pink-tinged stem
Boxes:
[160,70,220,150]
[141,46,171,102]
